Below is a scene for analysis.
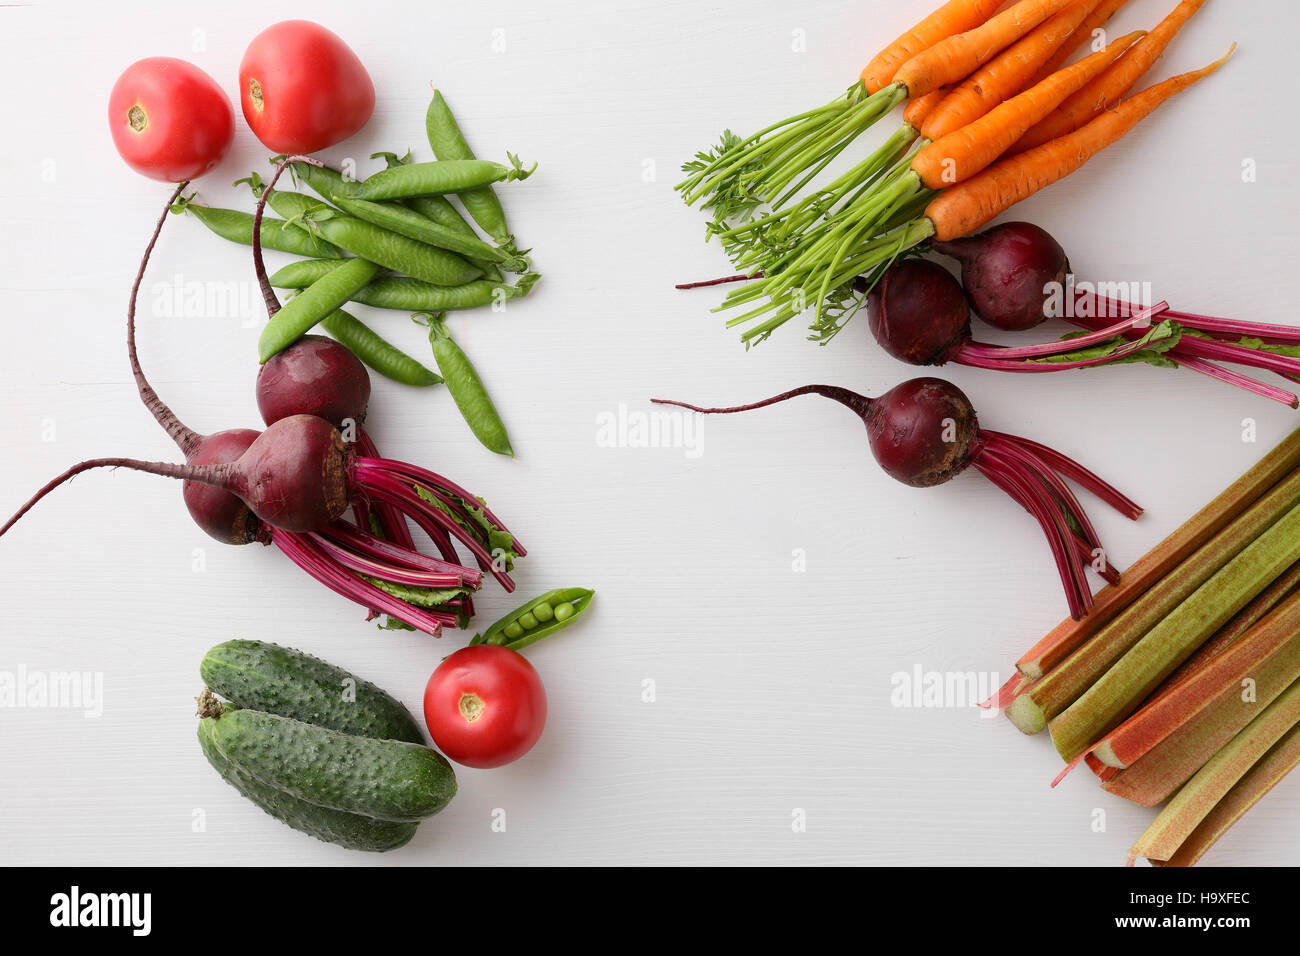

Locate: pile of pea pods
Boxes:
[176,90,538,458]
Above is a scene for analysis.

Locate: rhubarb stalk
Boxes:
[1152,721,1300,866]
[1006,468,1300,735]
[1011,427,1300,683]
[1049,502,1300,762]
[1127,677,1300,865]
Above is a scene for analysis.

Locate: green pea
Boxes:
[288,160,359,201]
[426,91,514,244]
[420,314,514,457]
[352,159,532,202]
[268,264,538,315]
[331,195,527,272]
[267,188,482,287]
[518,612,539,630]
[258,257,382,363]
[356,274,537,312]
[373,151,500,278]
[178,201,343,258]
[319,309,442,387]
[270,258,350,288]
[472,588,595,650]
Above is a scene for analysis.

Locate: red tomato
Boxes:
[238,21,375,154]
[423,646,547,769]
[108,58,234,182]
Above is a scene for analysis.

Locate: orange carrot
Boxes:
[862,0,1005,93]
[904,89,949,129]
[922,45,1233,241]
[912,30,1142,189]
[1026,0,1132,87]
[920,0,1102,141]
[1011,0,1206,155]
[893,0,1079,99]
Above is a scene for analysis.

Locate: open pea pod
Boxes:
[471,587,595,651]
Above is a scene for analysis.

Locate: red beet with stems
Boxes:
[866,255,1171,375]
[653,378,1142,620]
[927,221,1300,407]
[0,176,522,632]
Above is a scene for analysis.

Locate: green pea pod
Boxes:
[320,309,442,387]
[420,314,514,457]
[360,274,538,312]
[373,151,501,280]
[471,588,596,650]
[268,262,540,314]
[353,159,532,202]
[259,258,382,362]
[288,159,359,201]
[267,188,482,287]
[177,200,344,258]
[270,258,352,288]
[426,91,513,243]
[331,196,527,272]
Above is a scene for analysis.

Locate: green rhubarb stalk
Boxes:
[1049,501,1300,762]
[1011,427,1300,683]
[1091,588,1300,770]
[1152,721,1300,866]
[1006,468,1300,736]
[1127,676,1300,865]
[1102,616,1300,807]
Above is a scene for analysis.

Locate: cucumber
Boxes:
[198,717,417,852]
[200,640,424,744]
[206,708,456,822]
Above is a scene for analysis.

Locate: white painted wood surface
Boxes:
[2,0,1298,865]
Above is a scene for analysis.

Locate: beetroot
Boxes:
[867,260,970,367]
[653,377,1142,620]
[0,179,525,634]
[183,428,263,544]
[932,222,1069,331]
[256,334,371,430]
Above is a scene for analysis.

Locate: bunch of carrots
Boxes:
[991,427,1300,865]
[679,0,1229,345]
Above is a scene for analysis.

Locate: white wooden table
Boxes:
[2,0,1297,865]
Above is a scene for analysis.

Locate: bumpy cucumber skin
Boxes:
[209,709,456,822]
[201,640,424,744]
[198,718,417,852]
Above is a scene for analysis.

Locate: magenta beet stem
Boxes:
[356,457,525,556]
[316,520,483,587]
[1079,292,1300,346]
[981,430,1143,520]
[958,304,1169,362]
[956,305,1172,373]
[974,442,1090,620]
[352,429,419,553]
[968,429,1140,621]
[358,470,516,592]
[270,528,456,635]
[1169,357,1299,408]
[306,532,467,589]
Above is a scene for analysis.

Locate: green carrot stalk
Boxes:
[1049,502,1300,762]
[1006,468,1300,735]
[1012,427,1300,683]
[1152,721,1300,867]
[1127,677,1300,866]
